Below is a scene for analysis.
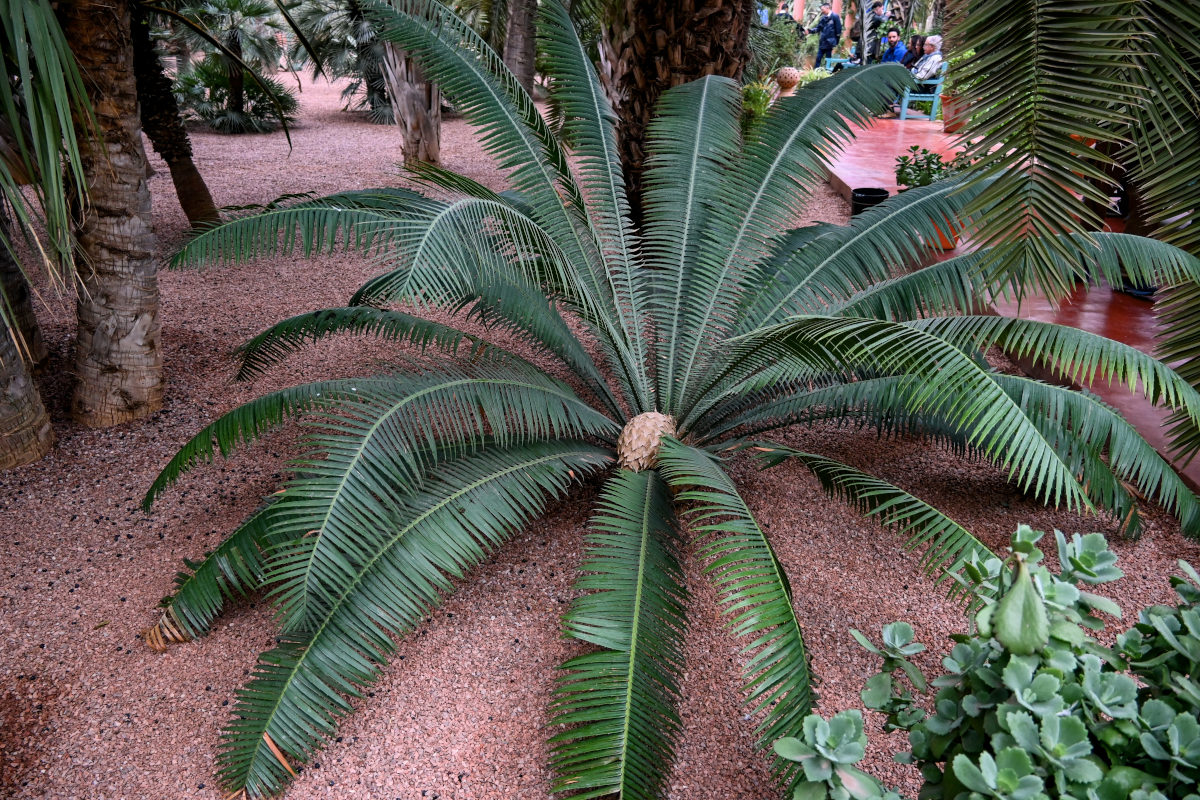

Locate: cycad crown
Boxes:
[144,1,1200,798]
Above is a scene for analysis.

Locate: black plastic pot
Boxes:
[850,187,890,216]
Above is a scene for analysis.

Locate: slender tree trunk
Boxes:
[600,0,755,218]
[503,0,537,95]
[1,220,53,468]
[228,38,246,115]
[381,43,441,165]
[59,0,163,427]
[131,5,220,228]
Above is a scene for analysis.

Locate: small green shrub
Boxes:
[174,54,298,133]
[894,145,952,189]
[851,526,1200,800]
[741,80,775,138]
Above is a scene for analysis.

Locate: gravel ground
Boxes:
[4,76,1200,800]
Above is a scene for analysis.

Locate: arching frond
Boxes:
[144,378,388,508]
[218,441,612,798]
[252,366,618,630]
[551,469,686,800]
[912,315,1200,421]
[656,439,812,786]
[170,189,428,267]
[739,177,988,329]
[639,75,745,410]
[747,445,996,600]
[234,306,490,381]
[537,3,650,409]
[994,374,1200,534]
[693,316,1092,512]
[361,0,620,321]
[154,497,283,641]
[671,65,912,415]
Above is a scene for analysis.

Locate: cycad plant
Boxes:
[143,1,1200,798]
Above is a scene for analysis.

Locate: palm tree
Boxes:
[596,0,757,215]
[949,0,1200,467]
[142,2,1200,798]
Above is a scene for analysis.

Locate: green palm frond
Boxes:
[994,374,1200,533]
[747,445,996,600]
[739,177,988,328]
[551,469,686,800]
[953,0,1134,296]
[655,439,812,785]
[263,366,618,630]
[537,4,647,404]
[701,316,1093,511]
[0,0,92,301]
[171,189,427,267]
[234,306,490,381]
[361,0,609,293]
[219,441,612,798]
[913,316,1200,419]
[670,65,912,415]
[145,378,383,508]
[640,75,744,409]
[158,498,284,639]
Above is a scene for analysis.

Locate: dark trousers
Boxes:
[816,44,835,69]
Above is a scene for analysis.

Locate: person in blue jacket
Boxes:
[808,2,843,72]
[880,28,907,63]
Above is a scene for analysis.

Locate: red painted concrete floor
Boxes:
[827,117,961,201]
[824,119,1200,491]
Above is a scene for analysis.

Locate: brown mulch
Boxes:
[3,76,1199,800]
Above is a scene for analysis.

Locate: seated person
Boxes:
[901,35,925,68]
[880,28,907,63]
[910,34,943,81]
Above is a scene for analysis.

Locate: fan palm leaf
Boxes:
[144,2,1200,798]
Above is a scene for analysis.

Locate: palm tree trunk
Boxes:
[600,0,755,218]
[59,0,163,427]
[228,38,246,115]
[1,221,53,468]
[503,0,537,94]
[381,43,441,165]
[0,321,53,469]
[132,4,220,228]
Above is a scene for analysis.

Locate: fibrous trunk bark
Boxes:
[503,0,537,94]
[599,0,755,219]
[59,0,163,427]
[381,43,441,165]
[131,5,219,228]
[0,320,53,469]
[1,220,53,468]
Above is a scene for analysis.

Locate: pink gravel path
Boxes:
[3,76,1199,800]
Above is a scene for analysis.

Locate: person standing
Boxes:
[864,1,889,62]
[809,2,843,71]
[880,28,907,63]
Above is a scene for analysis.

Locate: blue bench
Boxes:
[899,62,947,120]
[822,57,851,72]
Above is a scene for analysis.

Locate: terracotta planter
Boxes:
[932,215,959,250]
[941,93,967,134]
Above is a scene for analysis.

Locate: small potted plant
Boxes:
[894,145,961,249]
